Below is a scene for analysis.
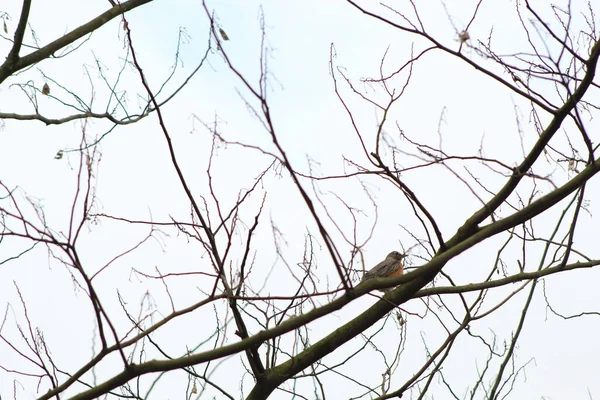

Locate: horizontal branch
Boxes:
[416,259,600,297]
[0,111,147,126]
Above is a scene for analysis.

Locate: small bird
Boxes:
[361,251,406,291]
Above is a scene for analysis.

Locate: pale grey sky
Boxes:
[1,0,599,399]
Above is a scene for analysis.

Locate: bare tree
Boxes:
[1,0,600,399]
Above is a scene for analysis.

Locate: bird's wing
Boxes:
[361,258,391,282]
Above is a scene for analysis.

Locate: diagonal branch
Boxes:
[5,0,31,65]
[122,15,267,379]
[56,166,600,400]
[451,38,600,245]
[0,0,154,83]
[245,152,600,399]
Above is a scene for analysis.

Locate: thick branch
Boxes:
[246,154,600,399]
[452,40,600,243]
[5,0,31,65]
[57,150,600,399]
[0,0,154,83]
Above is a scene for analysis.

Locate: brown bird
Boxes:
[361,251,406,291]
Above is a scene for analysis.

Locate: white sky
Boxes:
[1,0,600,399]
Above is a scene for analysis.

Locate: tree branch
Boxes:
[0,0,154,83]
[6,0,31,65]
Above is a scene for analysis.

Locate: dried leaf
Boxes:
[3,20,7,34]
[42,83,50,95]
[191,383,197,394]
[219,28,229,41]
[55,150,63,160]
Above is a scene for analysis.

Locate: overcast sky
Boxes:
[1,0,599,399]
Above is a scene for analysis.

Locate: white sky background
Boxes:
[1,0,600,399]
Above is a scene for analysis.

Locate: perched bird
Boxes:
[361,251,406,291]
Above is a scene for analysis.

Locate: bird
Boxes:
[361,251,406,291]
